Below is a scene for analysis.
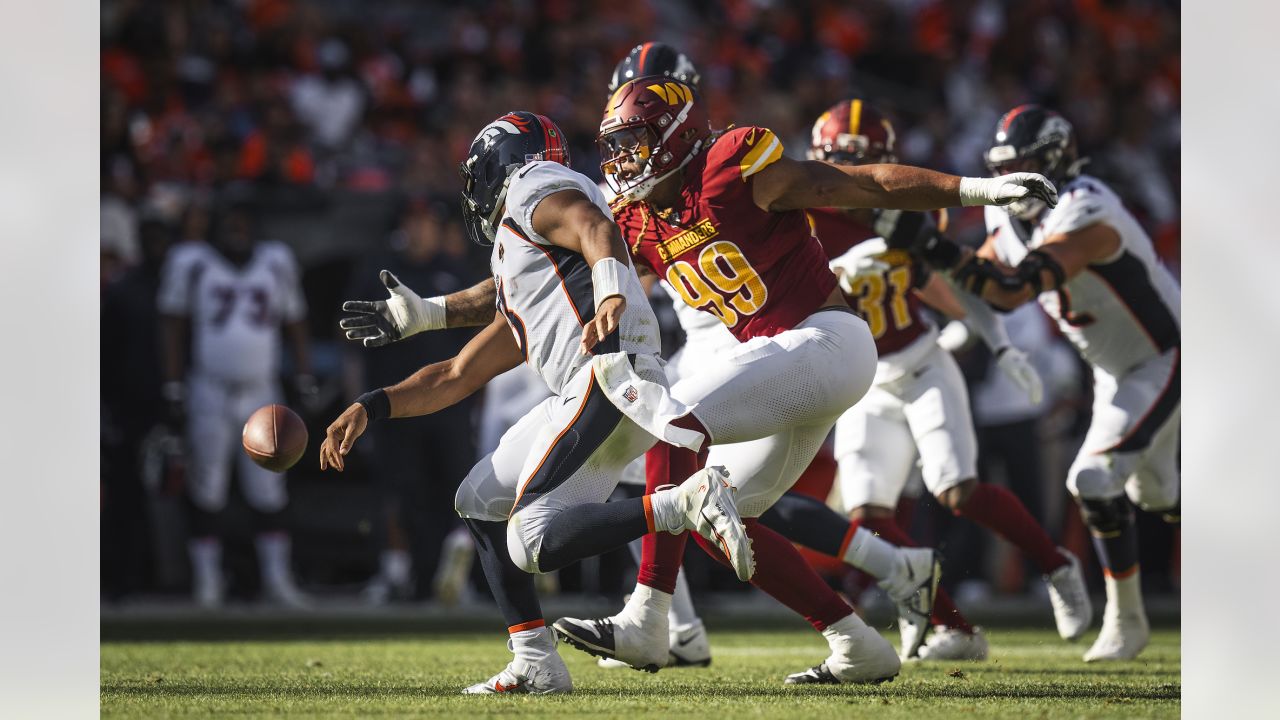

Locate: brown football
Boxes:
[242,404,308,473]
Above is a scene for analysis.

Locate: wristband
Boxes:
[356,389,391,422]
[591,257,627,310]
[419,295,447,331]
[958,176,992,207]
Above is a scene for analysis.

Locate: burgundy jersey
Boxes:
[807,207,933,356]
[615,126,838,341]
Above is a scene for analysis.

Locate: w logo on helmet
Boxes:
[646,81,693,106]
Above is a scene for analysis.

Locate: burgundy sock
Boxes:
[957,484,1066,574]
[692,519,852,631]
[862,517,974,633]
[635,441,701,595]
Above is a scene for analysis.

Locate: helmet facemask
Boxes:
[599,121,702,204]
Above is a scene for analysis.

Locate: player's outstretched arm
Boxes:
[751,155,1057,214]
[530,189,635,354]
[340,273,497,347]
[319,314,521,471]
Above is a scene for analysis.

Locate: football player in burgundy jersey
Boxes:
[804,99,1092,660]
[552,78,1060,685]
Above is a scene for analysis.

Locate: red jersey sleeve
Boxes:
[700,126,786,215]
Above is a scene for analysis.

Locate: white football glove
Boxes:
[959,173,1058,209]
[340,270,446,347]
[833,238,891,294]
[995,346,1044,405]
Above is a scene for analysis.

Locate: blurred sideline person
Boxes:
[158,194,315,608]
[329,111,753,694]
[909,106,1180,662]
[807,99,1091,660]
[554,76,1058,684]
[343,199,478,604]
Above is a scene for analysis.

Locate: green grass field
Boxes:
[101,624,1180,718]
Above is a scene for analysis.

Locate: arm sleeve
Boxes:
[505,161,609,245]
[940,272,1013,351]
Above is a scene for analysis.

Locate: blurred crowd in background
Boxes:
[100,0,1180,609]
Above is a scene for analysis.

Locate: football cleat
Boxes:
[897,613,930,661]
[917,626,989,661]
[667,621,712,667]
[879,547,941,635]
[597,620,713,669]
[553,614,667,673]
[462,654,573,695]
[1083,609,1149,662]
[1045,548,1092,641]
[262,575,314,610]
[675,466,754,582]
[783,614,900,685]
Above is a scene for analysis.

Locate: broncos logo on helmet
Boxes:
[459,111,570,244]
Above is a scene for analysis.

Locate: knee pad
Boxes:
[453,458,514,522]
[505,510,541,575]
[1078,496,1134,537]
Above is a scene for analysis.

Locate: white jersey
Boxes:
[493,161,661,396]
[985,175,1180,377]
[157,240,306,383]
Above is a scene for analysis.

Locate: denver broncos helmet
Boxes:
[598,78,710,204]
[608,41,701,94]
[808,98,898,166]
[986,105,1081,219]
[459,111,570,244]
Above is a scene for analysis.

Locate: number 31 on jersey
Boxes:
[665,240,768,327]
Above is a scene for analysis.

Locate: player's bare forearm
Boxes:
[159,314,189,383]
[284,320,312,375]
[384,315,522,417]
[443,278,498,328]
[754,156,963,213]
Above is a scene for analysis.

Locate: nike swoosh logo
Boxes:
[494,680,523,692]
[562,396,577,405]
[578,623,602,641]
[675,633,697,647]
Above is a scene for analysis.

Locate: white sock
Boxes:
[188,537,222,582]
[647,486,687,534]
[821,611,869,641]
[510,626,555,662]
[622,583,673,624]
[669,569,700,629]
[255,532,292,586]
[380,549,412,586]
[842,526,898,579]
[1104,569,1146,617]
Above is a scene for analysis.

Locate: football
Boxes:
[242,404,309,472]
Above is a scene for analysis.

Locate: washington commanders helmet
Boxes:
[608,41,701,94]
[808,98,898,166]
[598,78,710,204]
[986,105,1081,219]
[459,111,570,244]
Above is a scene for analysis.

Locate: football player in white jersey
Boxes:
[806,99,1093,661]
[326,112,752,695]
[909,106,1180,662]
[157,196,315,608]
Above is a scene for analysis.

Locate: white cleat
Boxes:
[786,615,901,685]
[1083,610,1149,662]
[674,466,754,582]
[1045,548,1093,641]
[597,620,713,669]
[555,612,669,672]
[879,547,941,658]
[897,614,930,661]
[462,653,573,695]
[917,626,989,661]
